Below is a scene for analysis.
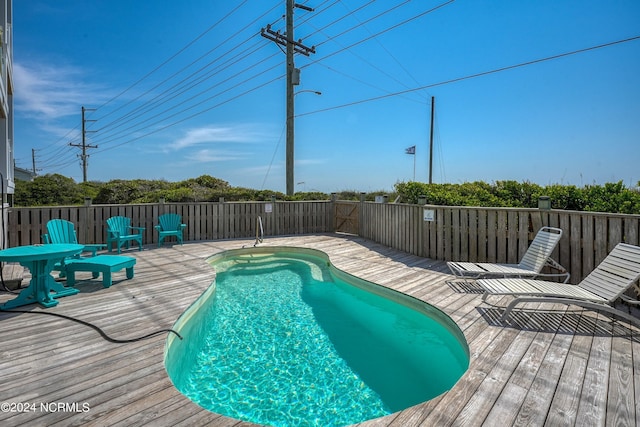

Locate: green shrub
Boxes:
[13,174,640,214]
[394,180,639,214]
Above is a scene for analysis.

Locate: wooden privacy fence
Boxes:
[7,201,334,250]
[357,202,640,284]
[6,200,640,284]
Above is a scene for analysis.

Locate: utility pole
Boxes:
[261,1,315,195]
[70,106,97,182]
[30,149,42,176]
[285,0,295,196]
[429,96,435,184]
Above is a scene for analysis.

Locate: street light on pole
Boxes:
[295,90,322,96]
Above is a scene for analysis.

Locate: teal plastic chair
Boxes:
[155,213,186,247]
[43,219,106,256]
[106,216,145,254]
[42,219,107,277]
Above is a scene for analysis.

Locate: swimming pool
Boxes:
[165,247,469,427]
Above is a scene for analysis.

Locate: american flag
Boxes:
[405,145,416,155]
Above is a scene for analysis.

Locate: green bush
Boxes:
[394,180,640,214]
[13,174,640,214]
[15,174,85,206]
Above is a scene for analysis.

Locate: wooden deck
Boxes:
[1,234,638,426]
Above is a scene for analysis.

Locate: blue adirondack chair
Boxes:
[106,216,145,254]
[43,219,106,256]
[155,213,186,247]
[42,219,107,276]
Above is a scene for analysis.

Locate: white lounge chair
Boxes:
[477,243,640,326]
[447,226,569,283]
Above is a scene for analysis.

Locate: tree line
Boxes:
[13,174,640,214]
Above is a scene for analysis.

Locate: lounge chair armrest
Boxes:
[128,226,146,235]
[154,225,161,231]
[42,233,51,244]
[544,257,570,283]
[180,224,187,229]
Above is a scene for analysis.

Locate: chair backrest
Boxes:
[107,216,132,234]
[518,227,563,272]
[45,219,78,244]
[578,243,640,303]
[158,213,182,231]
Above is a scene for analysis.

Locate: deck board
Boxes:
[1,233,639,426]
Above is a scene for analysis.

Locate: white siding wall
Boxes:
[0,0,12,249]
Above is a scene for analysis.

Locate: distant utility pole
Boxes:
[261,1,315,195]
[31,149,37,175]
[70,106,97,182]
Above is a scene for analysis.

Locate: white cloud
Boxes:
[239,164,283,176]
[170,124,267,150]
[13,61,110,120]
[183,148,243,163]
[296,158,326,166]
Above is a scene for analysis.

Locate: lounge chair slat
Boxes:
[596,256,640,277]
[477,264,525,273]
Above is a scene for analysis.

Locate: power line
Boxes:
[335,0,432,100]
[298,0,377,37]
[302,17,427,104]
[314,0,413,49]
[91,3,282,135]
[93,35,266,136]
[70,9,289,153]
[86,7,288,151]
[297,35,640,118]
[32,3,273,172]
[314,61,426,105]
[30,125,80,159]
[91,40,277,145]
[261,123,287,190]
[91,50,282,147]
[301,0,454,70]
[293,0,434,106]
[94,72,285,154]
[35,142,76,165]
[79,1,453,171]
[39,1,445,164]
[93,0,253,117]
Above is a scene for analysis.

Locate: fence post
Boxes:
[82,198,92,244]
[329,193,339,233]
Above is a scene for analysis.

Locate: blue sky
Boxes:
[13,0,640,193]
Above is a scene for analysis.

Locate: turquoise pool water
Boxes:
[165,247,469,427]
